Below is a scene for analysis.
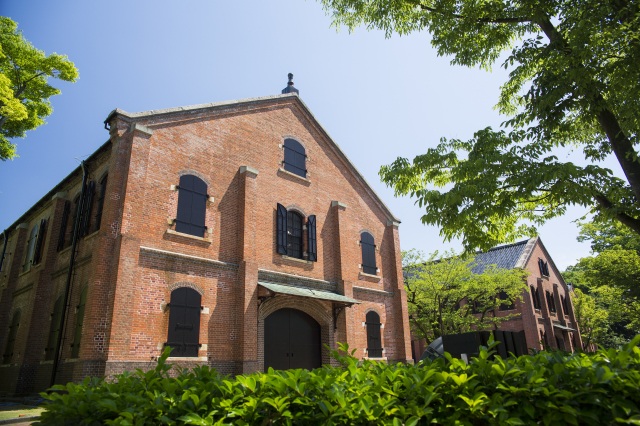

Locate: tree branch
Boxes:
[418,4,532,24]
[594,193,640,235]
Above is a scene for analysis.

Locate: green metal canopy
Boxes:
[553,323,576,331]
[258,282,360,305]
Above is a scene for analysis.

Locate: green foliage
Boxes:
[403,249,528,342]
[565,219,640,347]
[38,339,640,425]
[0,17,78,160]
[577,219,640,254]
[320,0,640,251]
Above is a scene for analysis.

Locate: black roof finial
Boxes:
[282,73,299,95]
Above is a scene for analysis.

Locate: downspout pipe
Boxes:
[0,229,7,274]
[51,160,88,387]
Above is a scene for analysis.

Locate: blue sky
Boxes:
[0,0,607,270]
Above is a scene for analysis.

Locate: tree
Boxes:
[320,0,640,251]
[0,17,78,160]
[570,285,630,349]
[564,220,640,347]
[577,219,640,254]
[403,249,528,342]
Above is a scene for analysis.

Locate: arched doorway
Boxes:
[264,308,321,370]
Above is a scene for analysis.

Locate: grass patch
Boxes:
[0,404,44,421]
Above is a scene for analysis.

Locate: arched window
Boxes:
[94,174,108,232]
[360,232,377,275]
[175,175,208,237]
[2,311,21,364]
[166,287,201,357]
[287,210,303,259]
[275,204,317,261]
[71,286,88,358]
[283,138,306,178]
[45,296,64,360]
[366,311,382,358]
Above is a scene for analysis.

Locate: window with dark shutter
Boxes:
[283,138,307,178]
[531,286,541,309]
[275,204,316,261]
[2,311,20,364]
[64,194,82,249]
[45,296,64,360]
[175,175,208,237]
[366,311,383,358]
[71,286,87,358]
[286,210,304,259]
[561,295,570,316]
[166,287,201,357]
[546,291,556,312]
[538,259,550,276]
[94,174,108,232]
[80,181,95,236]
[360,232,377,275]
[32,219,47,265]
[276,203,288,255]
[307,215,317,261]
[22,224,39,272]
[57,200,71,251]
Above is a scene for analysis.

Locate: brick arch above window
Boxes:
[177,169,211,186]
[168,281,204,295]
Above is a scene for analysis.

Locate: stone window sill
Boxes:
[281,255,313,265]
[359,272,381,282]
[278,168,311,185]
[167,356,208,362]
[165,229,212,243]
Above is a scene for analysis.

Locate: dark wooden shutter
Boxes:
[176,175,208,237]
[283,138,307,178]
[361,232,377,275]
[166,287,201,357]
[80,181,95,236]
[366,311,382,358]
[530,286,539,309]
[2,311,21,363]
[94,174,108,231]
[57,201,71,251]
[276,203,288,255]
[46,297,64,360]
[546,291,556,312]
[307,215,317,261]
[33,219,47,265]
[71,287,87,358]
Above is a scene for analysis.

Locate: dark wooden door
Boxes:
[264,308,321,370]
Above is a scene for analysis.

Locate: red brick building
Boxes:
[0,80,412,395]
[411,237,583,361]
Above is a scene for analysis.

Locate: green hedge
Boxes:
[38,337,640,425]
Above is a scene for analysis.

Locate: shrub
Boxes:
[38,337,640,425]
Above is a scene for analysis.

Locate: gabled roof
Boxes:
[104,93,400,223]
[471,237,538,274]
